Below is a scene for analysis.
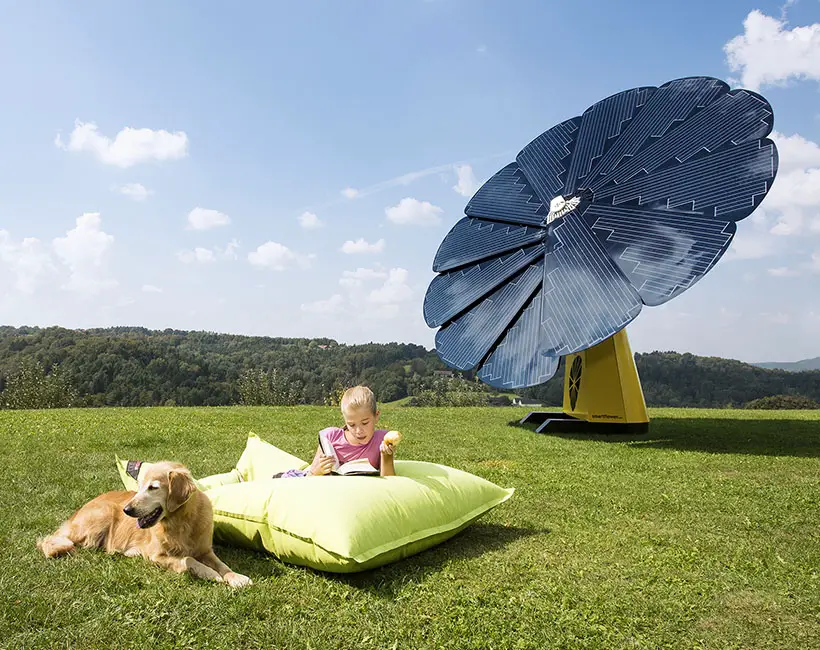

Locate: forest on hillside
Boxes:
[1,326,819,409]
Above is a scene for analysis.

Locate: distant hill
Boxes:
[2,325,820,408]
[0,325,441,407]
[523,350,820,408]
[753,358,820,372]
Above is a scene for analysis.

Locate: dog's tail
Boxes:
[37,528,76,558]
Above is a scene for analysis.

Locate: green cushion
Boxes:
[115,433,514,573]
[115,432,305,490]
[235,432,309,480]
[115,456,243,493]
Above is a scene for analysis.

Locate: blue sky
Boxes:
[1,0,819,362]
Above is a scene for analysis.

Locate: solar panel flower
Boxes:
[423,77,778,389]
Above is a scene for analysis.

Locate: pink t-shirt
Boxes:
[320,426,387,469]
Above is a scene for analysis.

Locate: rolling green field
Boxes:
[1,406,818,649]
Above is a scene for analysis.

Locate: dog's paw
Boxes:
[38,535,76,558]
[223,571,253,588]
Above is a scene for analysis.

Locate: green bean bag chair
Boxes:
[116,433,514,573]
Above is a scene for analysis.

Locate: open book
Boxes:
[318,430,379,476]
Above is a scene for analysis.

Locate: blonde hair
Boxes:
[340,385,378,415]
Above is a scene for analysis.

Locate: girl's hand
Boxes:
[384,430,402,446]
[380,442,396,477]
[381,430,401,456]
[310,454,335,475]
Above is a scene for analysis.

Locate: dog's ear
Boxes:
[167,468,197,512]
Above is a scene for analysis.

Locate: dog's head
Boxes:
[122,461,198,529]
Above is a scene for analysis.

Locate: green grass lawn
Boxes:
[2,406,818,649]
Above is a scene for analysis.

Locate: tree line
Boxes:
[0,326,819,409]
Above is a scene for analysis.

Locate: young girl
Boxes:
[276,385,399,478]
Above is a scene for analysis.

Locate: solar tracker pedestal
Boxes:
[520,328,649,435]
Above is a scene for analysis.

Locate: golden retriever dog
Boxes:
[37,461,252,588]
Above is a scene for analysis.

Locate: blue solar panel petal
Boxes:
[560,86,653,195]
[583,203,736,306]
[424,76,779,388]
[515,118,579,203]
[584,77,729,190]
[476,293,560,389]
[538,213,643,357]
[596,90,774,190]
[596,139,776,219]
[423,243,546,328]
[434,262,543,371]
[432,217,546,273]
[465,163,547,227]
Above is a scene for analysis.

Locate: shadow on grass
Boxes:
[212,523,545,593]
[335,523,544,598]
[512,417,820,458]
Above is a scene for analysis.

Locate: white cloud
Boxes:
[52,212,117,294]
[368,304,402,319]
[339,266,388,289]
[177,240,238,264]
[340,238,385,254]
[0,231,54,293]
[779,0,798,22]
[116,183,152,202]
[758,131,820,237]
[301,294,344,314]
[1,214,118,296]
[321,267,415,321]
[769,209,804,236]
[344,267,387,280]
[346,154,505,201]
[809,251,820,273]
[294,267,419,328]
[367,268,414,305]
[477,45,488,54]
[55,120,188,168]
[298,211,323,229]
[761,311,792,325]
[453,164,479,197]
[142,284,163,293]
[773,131,820,173]
[724,10,820,90]
[178,247,216,264]
[187,207,231,230]
[726,226,781,260]
[385,197,443,226]
[717,306,742,323]
[767,266,800,277]
[315,152,510,210]
[770,169,820,212]
[113,296,136,308]
[218,239,240,260]
[248,241,313,270]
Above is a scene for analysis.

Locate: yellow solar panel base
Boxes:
[520,328,649,434]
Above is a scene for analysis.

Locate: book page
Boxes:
[318,430,341,472]
[337,458,378,475]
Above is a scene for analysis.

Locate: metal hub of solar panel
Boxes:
[423,76,779,390]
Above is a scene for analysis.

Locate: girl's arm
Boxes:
[379,442,396,477]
